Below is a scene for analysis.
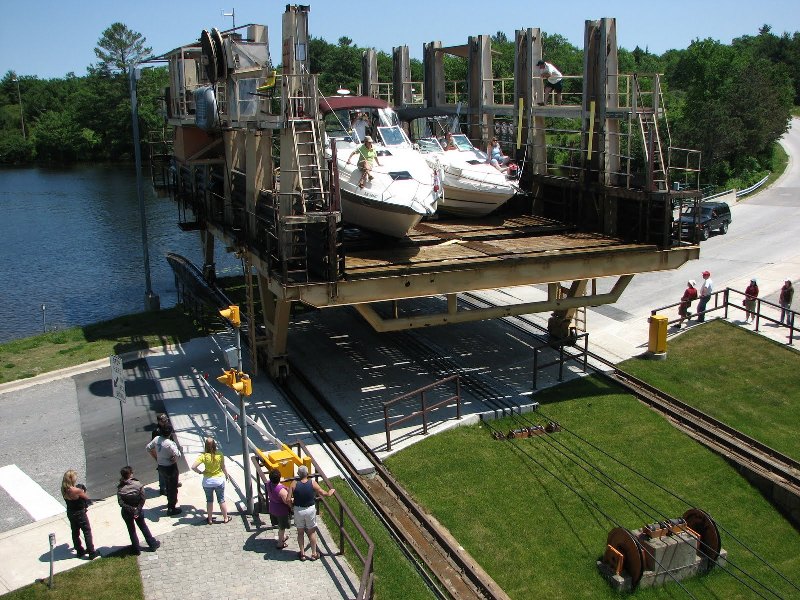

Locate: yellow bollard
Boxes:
[647,314,668,357]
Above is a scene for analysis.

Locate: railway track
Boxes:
[282,361,511,600]
[459,291,800,498]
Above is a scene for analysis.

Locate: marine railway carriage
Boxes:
[150,4,700,380]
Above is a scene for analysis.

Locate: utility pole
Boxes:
[128,65,160,312]
[217,306,255,514]
[11,75,25,139]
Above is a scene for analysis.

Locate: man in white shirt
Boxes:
[697,270,713,322]
[146,425,182,515]
[537,60,563,105]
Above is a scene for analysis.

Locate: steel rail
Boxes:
[459,292,800,495]
[285,361,511,600]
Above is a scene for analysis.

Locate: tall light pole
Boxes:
[11,75,25,140]
[128,65,160,312]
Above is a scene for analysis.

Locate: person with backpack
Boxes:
[117,466,161,555]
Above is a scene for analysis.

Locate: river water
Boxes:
[0,164,241,343]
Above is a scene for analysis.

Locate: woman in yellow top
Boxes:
[346,136,382,188]
[191,437,232,524]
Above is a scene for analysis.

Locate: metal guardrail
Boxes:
[382,375,462,451]
[703,174,770,201]
[650,287,797,345]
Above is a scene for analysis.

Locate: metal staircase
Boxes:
[634,75,667,192]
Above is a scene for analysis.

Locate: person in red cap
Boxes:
[697,270,713,322]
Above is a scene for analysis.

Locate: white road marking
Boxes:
[0,465,65,521]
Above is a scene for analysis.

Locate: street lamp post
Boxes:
[11,75,25,140]
[128,65,160,312]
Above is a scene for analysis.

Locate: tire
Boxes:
[720,221,729,234]
[701,226,710,241]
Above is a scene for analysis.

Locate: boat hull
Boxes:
[331,143,438,237]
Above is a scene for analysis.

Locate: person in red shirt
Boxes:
[677,280,698,328]
[744,279,759,323]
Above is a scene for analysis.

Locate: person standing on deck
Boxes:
[537,60,563,105]
[779,279,794,325]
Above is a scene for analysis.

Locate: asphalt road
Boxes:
[602,117,800,319]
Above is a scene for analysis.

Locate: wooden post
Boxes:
[392,46,412,106]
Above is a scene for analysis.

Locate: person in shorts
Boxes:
[267,469,292,549]
[191,437,231,524]
[289,465,335,561]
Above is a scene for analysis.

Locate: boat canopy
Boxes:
[319,96,390,114]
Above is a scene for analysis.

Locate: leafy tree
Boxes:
[94,23,152,73]
[33,110,100,162]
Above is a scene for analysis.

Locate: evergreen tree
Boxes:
[94,23,152,73]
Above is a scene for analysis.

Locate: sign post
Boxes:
[110,355,129,465]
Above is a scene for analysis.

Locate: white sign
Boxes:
[110,354,127,404]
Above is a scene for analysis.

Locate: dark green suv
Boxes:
[677,201,732,242]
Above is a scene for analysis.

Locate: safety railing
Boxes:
[252,440,375,600]
[532,332,590,389]
[650,287,797,345]
[382,375,462,451]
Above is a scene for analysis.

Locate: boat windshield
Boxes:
[378,125,410,147]
[417,138,444,153]
[450,134,474,151]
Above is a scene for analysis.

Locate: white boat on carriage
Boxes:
[416,133,520,217]
[320,96,440,238]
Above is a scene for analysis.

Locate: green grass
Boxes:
[318,482,433,600]
[762,141,790,190]
[2,552,142,599]
[385,376,800,599]
[0,307,205,384]
[621,320,800,459]
[791,106,800,118]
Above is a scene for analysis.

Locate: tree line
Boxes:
[1,23,797,189]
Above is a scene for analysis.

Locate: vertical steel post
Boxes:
[48,533,55,588]
[129,65,160,312]
[384,405,391,451]
[234,325,254,514]
[421,391,428,435]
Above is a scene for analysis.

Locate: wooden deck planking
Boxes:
[344,230,650,276]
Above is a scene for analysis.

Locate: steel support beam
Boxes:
[354,275,633,332]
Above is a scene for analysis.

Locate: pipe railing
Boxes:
[650,287,797,345]
[382,375,462,451]
[251,439,375,599]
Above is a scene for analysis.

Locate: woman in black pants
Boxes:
[117,466,161,555]
[61,469,97,559]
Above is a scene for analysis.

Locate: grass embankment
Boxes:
[379,322,800,599]
[2,553,141,600]
[622,320,800,458]
[318,485,432,600]
[761,142,790,190]
[0,307,205,384]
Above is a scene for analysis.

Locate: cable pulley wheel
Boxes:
[211,28,227,81]
[683,508,721,563]
[200,29,218,83]
[606,527,646,587]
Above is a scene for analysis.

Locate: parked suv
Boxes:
[676,201,732,241]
